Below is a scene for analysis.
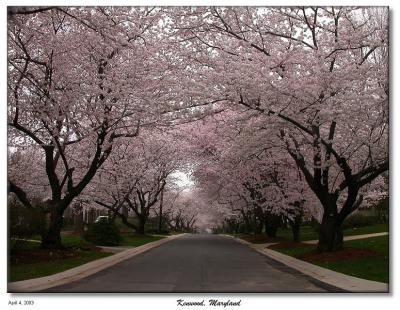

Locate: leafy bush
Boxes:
[84,220,121,246]
[9,205,46,252]
[9,205,46,240]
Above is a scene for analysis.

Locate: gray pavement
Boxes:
[45,234,336,293]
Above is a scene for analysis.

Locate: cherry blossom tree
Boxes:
[8,146,49,207]
[7,7,388,253]
[171,7,388,251]
[185,113,317,239]
[162,195,198,233]
[7,7,182,248]
[81,130,189,235]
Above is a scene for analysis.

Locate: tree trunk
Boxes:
[264,214,280,238]
[290,215,302,242]
[41,205,64,249]
[265,224,278,237]
[254,206,264,234]
[137,216,146,235]
[234,222,239,234]
[158,188,164,233]
[318,212,343,252]
[254,220,263,234]
[122,205,128,219]
[241,213,252,234]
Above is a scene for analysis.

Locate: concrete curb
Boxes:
[224,235,388,293]
[8,234,185,293]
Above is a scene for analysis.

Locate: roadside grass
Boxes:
[59,234,94,248]
[276,223,388,242]
[9,232,165,282]
[231,223,388,245]
[342,224,389,237]
[9,249,112,282]
[272,235,389,283]
[119,233,165,247]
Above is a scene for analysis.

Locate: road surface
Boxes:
[45,234,337,292]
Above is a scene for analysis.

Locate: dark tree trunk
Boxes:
[318,212,343,252]
[265,224,278,237]
[254,220,263,234]
[158,188,164,233]
[254,206,264,234]
[137,216,146,235]
[234,222,240,234]
[41,204,64,249]
[122,205,129,219]
[290,215,302,242]
[264,214,280,238]
[241,215,251,234]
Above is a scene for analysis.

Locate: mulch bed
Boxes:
[269,242,314,249]
[10,246,102,265]
[10,248,80,265]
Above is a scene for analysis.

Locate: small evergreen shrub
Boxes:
[84,220,121,246]
[9,205,46,251]
[10,205,46,240]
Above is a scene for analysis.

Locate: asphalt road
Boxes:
[45,234,336,293]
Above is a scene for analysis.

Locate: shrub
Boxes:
[9,205,46,252]
[84,220,121,246]
[9,205,46,240]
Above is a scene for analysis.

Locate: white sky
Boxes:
[171,170,195,189]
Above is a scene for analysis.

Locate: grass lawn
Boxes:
[119,233,165,247]
[9,232,167,282]
[9,249,112,282]
[276,223,388,242]
[272,235,389,283]
[234,223,388,244]
[59,233,94,248]
[343,224,388,236]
